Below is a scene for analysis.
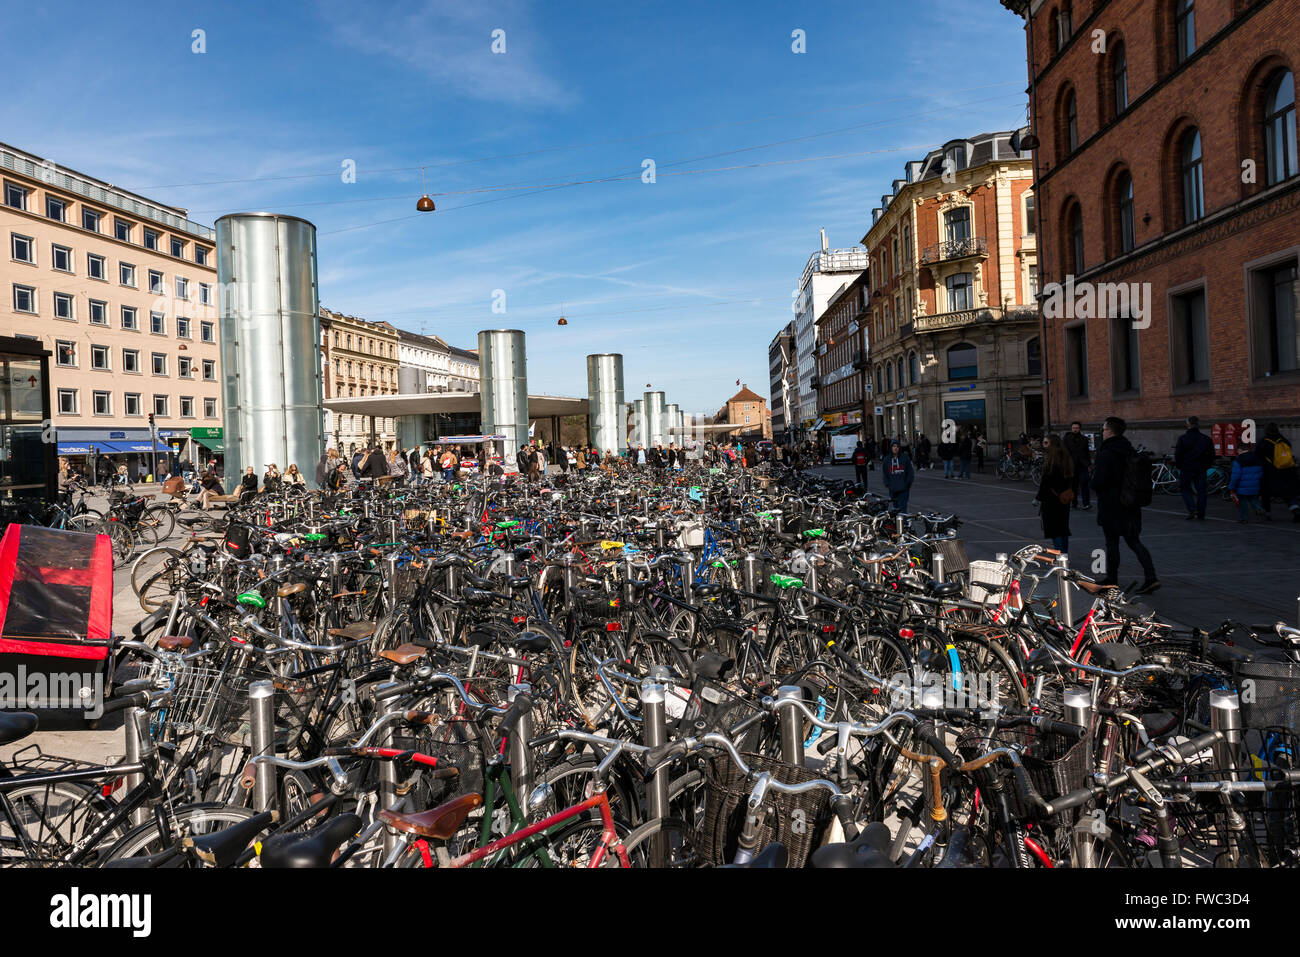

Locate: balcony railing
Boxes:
[920,236,987,265]
[900,304,1038,334]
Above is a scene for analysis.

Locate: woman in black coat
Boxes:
[1037,434,1074,552]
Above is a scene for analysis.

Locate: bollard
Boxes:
[1063,685,1092,733]
[640,674,671,868]
[678,553,695,605]
[377,719,400,858]
[1056,553,1074,628]
[248,680,277,813]
[931,551,945,584]
[123,707,151,826]
[1210,690,1243,781]
[776,686,805,767]
[655,524,667,552]
[771,509,784,534]
[507,683,534,802]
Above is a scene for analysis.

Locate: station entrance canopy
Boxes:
[322,392,589,418]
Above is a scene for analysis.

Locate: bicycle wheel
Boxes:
[512,809,631,868]
[141,505,176,542]
[99,802,260,863]
[106,522,136,564]
[621,815,701,868]
[0,782,122,867]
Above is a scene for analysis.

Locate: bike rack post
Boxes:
[640,670,671,867]
[931,550,945,583]
[775,686,805,767]
[1210,689,1243,782]
[123,706,151,826]
[248,680,277,813]
[378,717,400,859]
[1063,685,1092,731]
[741,552,761,613]
[507,682,534,802]
[677,553,694,605]
[1055,553,1073,628]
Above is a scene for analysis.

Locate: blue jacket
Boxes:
[1229,451,1263,496]
[883,453,914,493]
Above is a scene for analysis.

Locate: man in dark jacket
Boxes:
[1174,415,1214,520]
[362,447,389,480]
[350,449,365,480]
[1062,421,1092,510]
[315,452,330,488]
[883,441,915,513]
[1090,416,1159,593]
[852,441,870,489]
[957,432,973,480]
[916,434,931,470]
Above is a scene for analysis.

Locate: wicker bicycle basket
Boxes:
[1234,660,1300,734]
[697,751,833,868]
[957,724,1092,807]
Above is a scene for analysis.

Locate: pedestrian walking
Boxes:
[1036,434,1074,552]
[957,431,973,480]
[1260,423,1300,521]
[852,441,870,489]
[1174,415,1214,520]
[916,434,932,470]
[938,438,956,478]
[1090,415,1159,593]
[883,440,915,513]
[1229,443,1266,523]
[1063,421,1092,510]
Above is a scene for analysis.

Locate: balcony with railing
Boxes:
[899,304,1039,336]
[920,235,987,265]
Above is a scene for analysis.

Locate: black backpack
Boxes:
[1119,449,1153,508]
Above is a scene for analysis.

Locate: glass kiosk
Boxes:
[0,337,56,511]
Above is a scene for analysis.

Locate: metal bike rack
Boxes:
[248,680,277,813]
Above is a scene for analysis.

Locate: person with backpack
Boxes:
[1036,434,1074,552]
[883,440,915,513]
[1229,442,1266,523]
[1174,415,1214,521]
[1260,423,1300,522]
[1090,416,1159,594]
[852,441,870,489]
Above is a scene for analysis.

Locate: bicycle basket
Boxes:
[1234,660,1300,734]
[147,654,250,744]
[967,560,1014,606]
[934,537,970,578]
[957,724,1091,806]
[697,751,833,868]
[393,721,486,808]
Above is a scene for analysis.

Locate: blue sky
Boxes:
[2,0,1030,415]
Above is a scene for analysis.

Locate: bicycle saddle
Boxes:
[810,822,895,869]
[924,580,963,599]
[1090,641,1142,671]
[721,842,788,868]
[0,712,37,746]
[513,632,550,653]
[379,793,483,841]
[1208,643,1253,667]
[693,582,723,598]
[460,587,497,605]
[259,813,362,868]
[185,812,277,868]
[465,573,494,590]
[506,576,532,591]
[433,552,471,569]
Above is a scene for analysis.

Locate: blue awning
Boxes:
[66,441,170,455]
[57,443,94,455]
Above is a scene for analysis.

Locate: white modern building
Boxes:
[793,231,867,433]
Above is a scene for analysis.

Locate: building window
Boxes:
[51,244,71,272]
[45,196,66,222]
[875,367,882,394]
[120,263,136,287]
[1028,264,1040,300]
[178,356,193,378]
[885,363,893,391]
[11,233,33,263]
[1027,336,1042,376]
[203,359,215,380]
[1265,71,1297,186]
[150,312,166,335]
[944,206,971,244]
[1066,91,1078,152]
[57,389,78,415]
[204,397,217,418]
[180,396,194,418]
[92,391,111,416]
[91,344,110,370]
[1181,129,1205,224]
[89,299,107,325]
[199,282,211,305]
[947,343,978,380]
[13,284,36,313]
[121,306,138,330]
[1110,315,1141,394]
[1175,0,1195,65]
[148,270,163,294]
[176,317,190,339]
[170,237,185,258]
[1112,41,1129,116]
[5,183,28,210]
[1117,171,1135,254]
[114,218,132,242]
[1065,324,1088,398]
[82,208,101,232]
[1056,3,1072,49]
[53,292,74,320]
[201,321,214,342]
[153,395,168,417]
[1251,258,1299,376]
[151,353,167,375]
[194,246,209,266]
[1024,193,1036,235]
[143,228,160,251]
[909,351,919,384]
[946,273,973,311]
[175,276,188,300]
[1169,287,1209,386]
[122,349,140,373]
[1068,204,1085,272]
[56,340,76,367]
[87,252,105,279]
[125,393,141,416]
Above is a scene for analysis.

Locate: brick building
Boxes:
[1003,0,1300,450]
[715,385,772,440]
[814,271,871,438]
[862,129,1041,444]
[320,308,399,453]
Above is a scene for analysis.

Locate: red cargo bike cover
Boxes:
[0,525,112,660]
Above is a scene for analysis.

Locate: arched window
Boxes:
[1027,337,1042,377]
[1175,0,1195,65]
[1265,70,1297,186]
[896,358,905,390]
[1112,41,1129,115]
[875,366,883,394]
[909,351,919,385]
[947,343,978,381]
[1066,90,1078,152]
[1181,128,1204,223]
[1118,170,1135,253]
[886,363,893,391]
[1066,202,1085,273]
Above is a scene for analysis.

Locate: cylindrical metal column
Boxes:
[478,330,529,453]
[633,399,645,450]
[664,403,679,445]
[640,673,670,867]
[586,354,625,457]
[507,683,535,801]
[124,707,150,826]
[215,213,323,493]
[248,680,277,812]
[644,391,666,447]
[776,686,805,767]
[1210,690,1243,781]
[1056,554,1074,628]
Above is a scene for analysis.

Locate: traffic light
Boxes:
[148,413,154,426]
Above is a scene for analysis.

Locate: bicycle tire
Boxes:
[99,802,260,864]
[0,781,123,867]
[621,815,701,868]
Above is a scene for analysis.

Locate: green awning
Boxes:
[190,427,224,452]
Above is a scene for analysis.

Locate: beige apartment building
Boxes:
[0,142,221,477]
[320,308,399,453]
